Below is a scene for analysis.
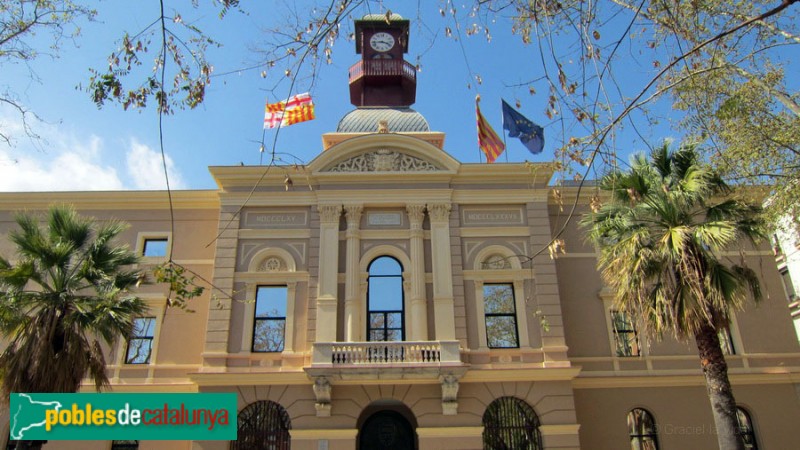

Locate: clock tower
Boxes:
[349,14,416,107]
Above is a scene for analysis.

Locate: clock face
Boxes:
[370,32,395,52]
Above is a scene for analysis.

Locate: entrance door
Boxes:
[358,410,416,450]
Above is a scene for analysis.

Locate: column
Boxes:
[343,204,363,341]
[316,204,342,343]
[407,204,428,341]
[428,203,455,340]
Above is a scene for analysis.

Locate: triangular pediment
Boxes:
[309,134,460,174]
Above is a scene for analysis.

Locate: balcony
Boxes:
[305,340,467,416]
[305,340,466,381]
[348,59,417,84]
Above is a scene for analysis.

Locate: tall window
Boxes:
[780,269,797,302]
[628,408,659,450]
[125,317,156,364]
[484,284,520,348]
[231,400,291,450]
[611,310,640,356]
[482,396,542,450]
[367,256,404,342]
[253,286,288,352]
[719,326,735,355]
[736,407,758,450]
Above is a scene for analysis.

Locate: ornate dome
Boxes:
[336,108,430,133]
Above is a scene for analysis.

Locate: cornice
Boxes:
[0,190,219,210]
[189,371,311,386]
[459,367,581,383]
[572,370,800,389]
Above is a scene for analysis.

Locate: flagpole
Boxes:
[475,95,484,163]
[502,114,509,163]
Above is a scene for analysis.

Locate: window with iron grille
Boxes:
[628,408,659,450]
[611,310,640,357]
[482,396,542,450]
[231,401,291,450]
[125,317,156,364]
[484,284,520,348]
[367,256,404,342]
[736,407,759,450]
[253,286,287,352]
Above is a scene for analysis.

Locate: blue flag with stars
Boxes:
[501,99,544,155]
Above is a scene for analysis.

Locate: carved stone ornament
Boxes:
[326,149,441,172]
[483,254,511,270]
[257,256,286,272]
[313,376,332,417]
[440,374,460,416]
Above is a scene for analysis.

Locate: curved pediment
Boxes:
[309,134,460,174]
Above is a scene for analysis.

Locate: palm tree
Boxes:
[0,205,146,394]
[582,143,765,450]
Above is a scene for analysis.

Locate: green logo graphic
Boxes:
[9,393,237,441]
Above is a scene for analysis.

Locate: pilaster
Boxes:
[428,203,455,340]
[316,204,342,343]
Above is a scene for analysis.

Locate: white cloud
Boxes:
[125,139,187,190]
[0,134,125,192]
[0,113,188,192]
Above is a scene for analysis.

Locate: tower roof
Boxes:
[336,107,430,133]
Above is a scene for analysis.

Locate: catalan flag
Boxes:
[475,96,505,163]
[264,93,316,129]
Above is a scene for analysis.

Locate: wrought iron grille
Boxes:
[482,397,542,450]
[231,401,291,450]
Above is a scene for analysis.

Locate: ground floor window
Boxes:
[231,400,291,450]
[628,408,659,450]
[736,407,758,450]
[482,396,542,450]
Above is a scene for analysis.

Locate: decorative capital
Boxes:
[344,204,364,228]
[406,204,426,227]
[317,204,343,224]
[427,203,452,223]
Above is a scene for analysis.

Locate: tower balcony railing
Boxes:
[311,340,461,367]
[348,59,417,84]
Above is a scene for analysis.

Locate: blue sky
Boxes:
[2,0,778,192]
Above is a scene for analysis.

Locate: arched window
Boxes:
[367,256,404,342]
[736,407,758,450]
[231,400,291,450]
[628,408,659,450]
[482,396,542,450]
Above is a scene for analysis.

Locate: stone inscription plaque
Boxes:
[367,212,403,226]
[462,208,524,226]
[243,211,308,228]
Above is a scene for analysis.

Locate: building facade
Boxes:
[774,219,800,343]
[2,13,800,450]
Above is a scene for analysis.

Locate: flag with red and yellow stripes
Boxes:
[475,96,505,163]
[264,93,315,129]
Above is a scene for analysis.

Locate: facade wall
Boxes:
[1,134,800,450]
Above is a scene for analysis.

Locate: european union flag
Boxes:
[501,100,545,155]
